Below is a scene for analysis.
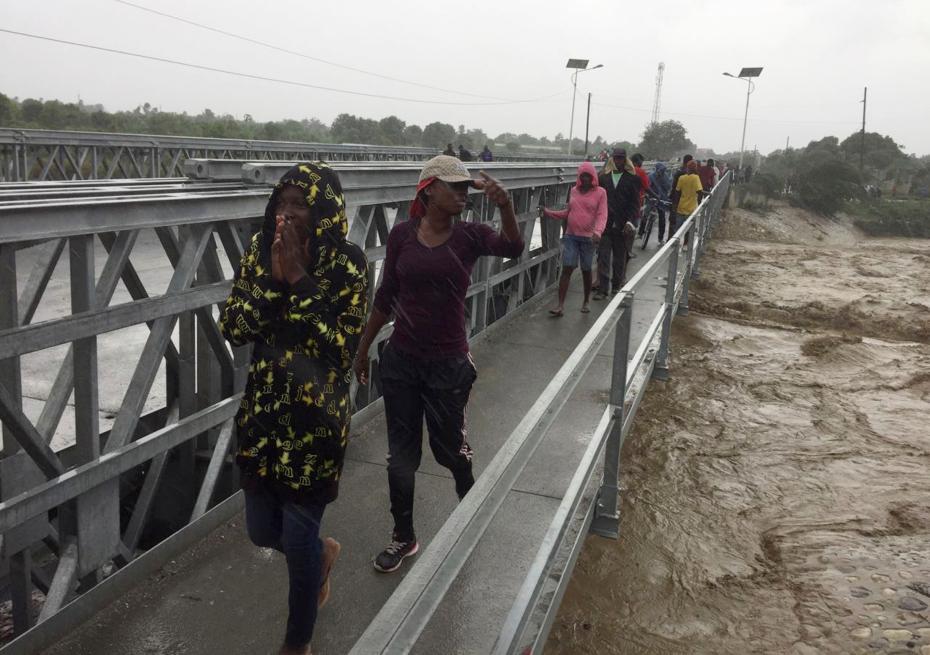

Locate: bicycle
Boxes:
[639,196,671,249]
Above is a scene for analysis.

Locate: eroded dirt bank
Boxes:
[547,203,930,654]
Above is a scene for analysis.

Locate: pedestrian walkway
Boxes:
[39,245,668,654]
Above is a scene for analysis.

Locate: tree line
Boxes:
[0,93,633,155]
[4,92,926,213]
[0,92,716,161]
[743,131,930,214]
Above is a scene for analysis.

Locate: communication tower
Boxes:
[651,62,665,124]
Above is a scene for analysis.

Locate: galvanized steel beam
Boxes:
[0,397,239,534]
[16,238,65,325]
[0,383,64,479]
[0,281,230,359]
[0,161,576,640]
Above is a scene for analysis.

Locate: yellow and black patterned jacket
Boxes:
[219,163,368,504]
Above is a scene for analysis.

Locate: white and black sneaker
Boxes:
[373,534,419,573]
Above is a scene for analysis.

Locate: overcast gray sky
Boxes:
[2,0,929,156]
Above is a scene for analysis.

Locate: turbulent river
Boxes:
[546,203,930,655]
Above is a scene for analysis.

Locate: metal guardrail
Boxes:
[349,173,732,654]
[0,128,584,181]
[0,161,573,651]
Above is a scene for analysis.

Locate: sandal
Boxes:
[580,305,590,313]
[548,308,564,317]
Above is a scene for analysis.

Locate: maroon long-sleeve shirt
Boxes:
[373,219,524,359]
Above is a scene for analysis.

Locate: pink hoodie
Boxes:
[542,161,608,238]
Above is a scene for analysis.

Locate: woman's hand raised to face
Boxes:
[474,171,512,209]
[273,215,313,285]
[272,215,287,283]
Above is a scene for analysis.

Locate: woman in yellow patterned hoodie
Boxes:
[220,162,368,655]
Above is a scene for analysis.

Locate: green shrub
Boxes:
[796,156,863,214]
[847,199,930,237]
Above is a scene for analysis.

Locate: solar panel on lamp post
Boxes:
[566,59,603,156]
[723,67,763,172]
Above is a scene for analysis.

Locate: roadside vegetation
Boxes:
[736,131,930,230]
[843,198,930,237]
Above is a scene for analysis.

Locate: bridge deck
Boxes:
[39,247,667,655]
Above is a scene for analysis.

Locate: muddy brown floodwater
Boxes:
[546,203,930,655]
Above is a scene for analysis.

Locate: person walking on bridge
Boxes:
[629,153,651,259]
[645,161,672,242]
[698,157,718,193]
[540,161,607,315]
[219,162,369,655]
[672,159,703,238]
[631,153,651,211]
[594,148,641,299]
[668,154,693,241]
[353,155,524,573]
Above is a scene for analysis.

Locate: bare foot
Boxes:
[318,537,341,608]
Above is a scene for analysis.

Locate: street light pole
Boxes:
[738,79,754,170]
[565,60,603,155]
[584,92,592,157]
[569,70,579,156]
[723,67,763,172]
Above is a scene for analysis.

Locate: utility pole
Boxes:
[568,70,578,155]
[785,136,790,151]
[859,86,867,173]
[584,93,592,157]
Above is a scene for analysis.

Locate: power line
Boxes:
[114,0,514,103]
[0,28,566,107]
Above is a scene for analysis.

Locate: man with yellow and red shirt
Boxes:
[631,152,651,214]
[630,153,652,253]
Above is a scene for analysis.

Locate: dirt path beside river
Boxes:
[547,203,930,655]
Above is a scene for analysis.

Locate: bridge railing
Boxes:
[349,173,731,654]
[0,162,572,651]
[0,128,584,181]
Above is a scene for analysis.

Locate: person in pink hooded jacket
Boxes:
[540,161,608,316]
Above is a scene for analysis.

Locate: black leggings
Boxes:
[380,343,477,540]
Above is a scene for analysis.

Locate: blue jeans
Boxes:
[560,234,595,271]
[245,486,326,649]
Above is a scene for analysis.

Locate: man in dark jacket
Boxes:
[594,148,641,298]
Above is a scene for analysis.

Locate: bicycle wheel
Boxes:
[641,210,655,249]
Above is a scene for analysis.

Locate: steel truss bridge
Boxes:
[0,157,729,654]
[0,128,582,182]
